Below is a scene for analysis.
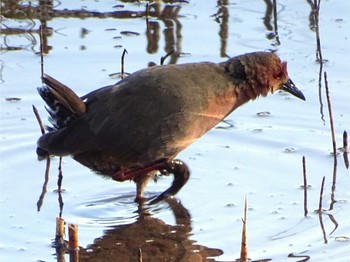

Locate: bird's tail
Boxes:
[36,75,86,159]
[37,74,86,131]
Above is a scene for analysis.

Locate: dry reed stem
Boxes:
[318,176,325,212]
[54,217,66,262]
[317,176,328,243]
[302,156,308,217]
[343,131,348,149]
[69,223,79,262]
[121,48,128,79]
[324,72,337,164]
[69,251,79,262]
[324,72,338,210]
[343,131,349,169]
[55,217,65,244]
[68,223,79,249]
[318,212,328,244]
[240,196,248,261]
[32,105,46,135]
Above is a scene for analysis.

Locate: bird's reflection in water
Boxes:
[79,197,223,261]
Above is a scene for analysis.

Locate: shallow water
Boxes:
[1,0,349,261]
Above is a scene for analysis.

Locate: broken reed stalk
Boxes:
[121,48,128,79]
[68,224,79,249]
[328,213,339,235]
[343,131,349,169]
[69,224,79,262]
[302,156,308,217]
[55,217,65,246]
[240,196,248,261]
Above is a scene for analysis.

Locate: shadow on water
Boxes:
[35,155,224,260]
[78,197,223,261]
[33,146,223,259]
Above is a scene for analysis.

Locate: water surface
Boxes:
[1,0,349,261]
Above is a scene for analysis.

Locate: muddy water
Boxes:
[1,0,349,261]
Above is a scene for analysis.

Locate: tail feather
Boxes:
[38,74,86,129]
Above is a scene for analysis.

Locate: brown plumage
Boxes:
[36,52,305,203]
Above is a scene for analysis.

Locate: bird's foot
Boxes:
[148,159,190,205]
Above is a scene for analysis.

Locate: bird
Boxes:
[36,51,305,203]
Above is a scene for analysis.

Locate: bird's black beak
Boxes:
[281,79,306,101]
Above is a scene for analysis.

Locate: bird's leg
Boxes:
[112,158,167,182]
[134,170,158,203]
[112,159,190,204]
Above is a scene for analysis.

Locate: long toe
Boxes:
[149,159,190,204]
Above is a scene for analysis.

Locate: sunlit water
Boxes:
[1,0,349,261]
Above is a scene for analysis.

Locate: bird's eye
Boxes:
[274,62,287,80]
[273,71,283,79]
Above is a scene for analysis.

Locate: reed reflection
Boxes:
[213,0,229,58]
[146,3,183,64]
[262,0,280,47]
